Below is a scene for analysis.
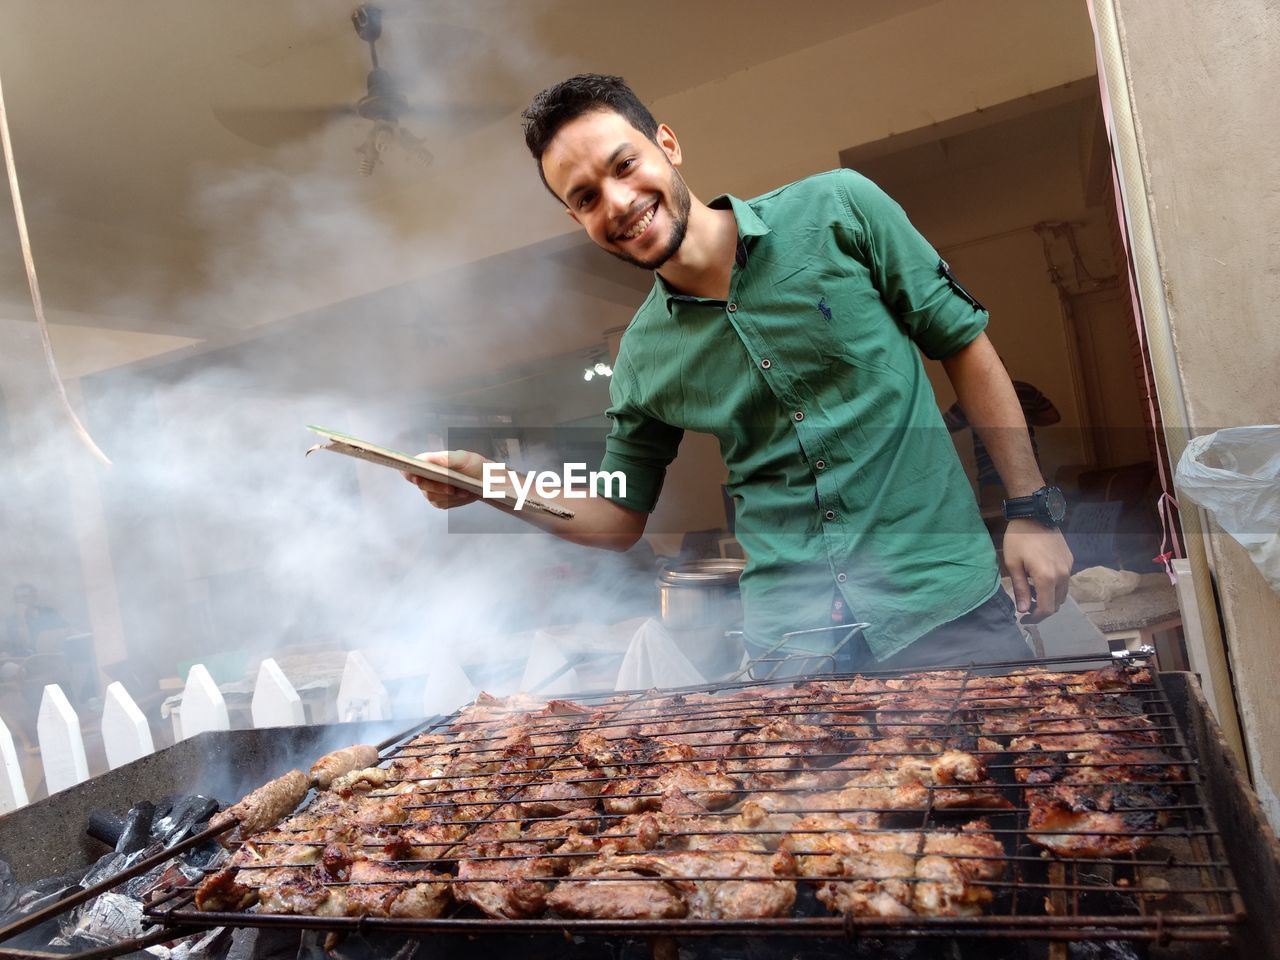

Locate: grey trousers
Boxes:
[844,588,1033,673]
[748,589,1032,678]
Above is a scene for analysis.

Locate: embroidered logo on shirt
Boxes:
[816,297,833,321]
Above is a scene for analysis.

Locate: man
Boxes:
[406,75,1072,670]
[4,583,67,657]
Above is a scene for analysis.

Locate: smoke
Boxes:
[0,1,656,724]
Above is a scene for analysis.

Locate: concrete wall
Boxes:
[1110,0,1280,820]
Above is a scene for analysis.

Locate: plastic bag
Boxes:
[615,619,706,690]
[1069,566,1141,604]
[1175,425,1280,592]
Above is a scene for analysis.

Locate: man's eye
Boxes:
[619,158,635,173]
[577,193,595,210]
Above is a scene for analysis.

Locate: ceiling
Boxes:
[0,1,935,335]
[0,0,1103,397]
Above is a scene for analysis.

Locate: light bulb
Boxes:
[371,120,396,154]
[583,369,594,382]
[593,362,612,376]
[355,130,380,176]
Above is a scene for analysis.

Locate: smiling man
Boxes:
[406,74,1073,671]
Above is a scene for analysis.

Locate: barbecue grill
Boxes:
[1,653,1276,960]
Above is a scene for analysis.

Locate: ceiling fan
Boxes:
[213,4,512,176]
[347,3,430,175]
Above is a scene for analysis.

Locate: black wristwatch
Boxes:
[1003,485,1067,528]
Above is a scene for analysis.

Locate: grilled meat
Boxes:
[780,816,1004,917]
[726,717,841,788]
[546,858,689,919]
[195,661,1176,926]
[310,744,380,789]
[211,769,310,847]
[549,822,796,920]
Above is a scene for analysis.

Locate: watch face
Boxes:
[1043,486,1067,523]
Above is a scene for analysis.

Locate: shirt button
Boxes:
[824,510,836,521]
[793,411,805,422]
[836,573,848,583]
[727,301,738,313]
[815,460,826,470]
[760,358,771,369]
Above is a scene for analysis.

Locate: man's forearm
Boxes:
[940,333,1043,497]
[482,466,647,549]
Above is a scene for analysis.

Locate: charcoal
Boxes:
[88,809,127,848]
[182,837,227,870]
[152,795,219,846]
[0,858,16,914]
[118,800,157,854]
[322,932,420,960]
[8,874,80,920]
[53,891,145,947]
[167,925,231,959]
[296,929,329,959]
[80,849,143,889]
[1068,943,1145,960]
[226,925,301,960]
[126,856,204,901]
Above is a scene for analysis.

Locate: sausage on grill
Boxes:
[310,744,380,789]
[211,769,309,847]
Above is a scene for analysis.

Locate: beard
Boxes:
[607,164,692,271]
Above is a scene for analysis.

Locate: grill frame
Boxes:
[145,653,1248,947]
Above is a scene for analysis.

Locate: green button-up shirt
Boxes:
[598,169,999,659]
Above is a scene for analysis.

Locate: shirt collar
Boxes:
[653,194,771,311]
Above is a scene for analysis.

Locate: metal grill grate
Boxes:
[146,654,1245,945]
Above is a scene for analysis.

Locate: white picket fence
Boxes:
[0,642,532,814]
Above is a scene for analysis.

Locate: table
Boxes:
[1082,576,1185,669]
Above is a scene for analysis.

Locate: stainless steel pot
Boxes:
[657,558,745,632]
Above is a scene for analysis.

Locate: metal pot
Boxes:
[657,558,745,632]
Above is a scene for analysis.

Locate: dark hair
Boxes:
[521,74,659,201]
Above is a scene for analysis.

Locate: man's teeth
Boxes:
[621,205,656,240]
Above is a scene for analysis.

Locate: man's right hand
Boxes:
[402,449,489,510]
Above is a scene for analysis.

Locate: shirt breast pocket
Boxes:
[768,262,899,382]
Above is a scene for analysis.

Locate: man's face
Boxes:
[542,109,691,271]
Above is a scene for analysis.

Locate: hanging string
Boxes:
[0,62,111,465]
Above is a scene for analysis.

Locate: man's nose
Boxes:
[602,181,634,221]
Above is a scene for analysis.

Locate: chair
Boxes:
[19,654,74,710]
[1064,501,1125,571]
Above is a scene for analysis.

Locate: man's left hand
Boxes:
[1003,519,1073,622]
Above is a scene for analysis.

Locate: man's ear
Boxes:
[656,123,682,167]
[565,206,581,226]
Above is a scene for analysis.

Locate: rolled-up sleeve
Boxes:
[837,170,988,359]
[595,362,683,512]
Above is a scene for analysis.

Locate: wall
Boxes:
[1109,0,1280,820]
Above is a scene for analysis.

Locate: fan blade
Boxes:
[212,105,358,148]
[401,100,512,134]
